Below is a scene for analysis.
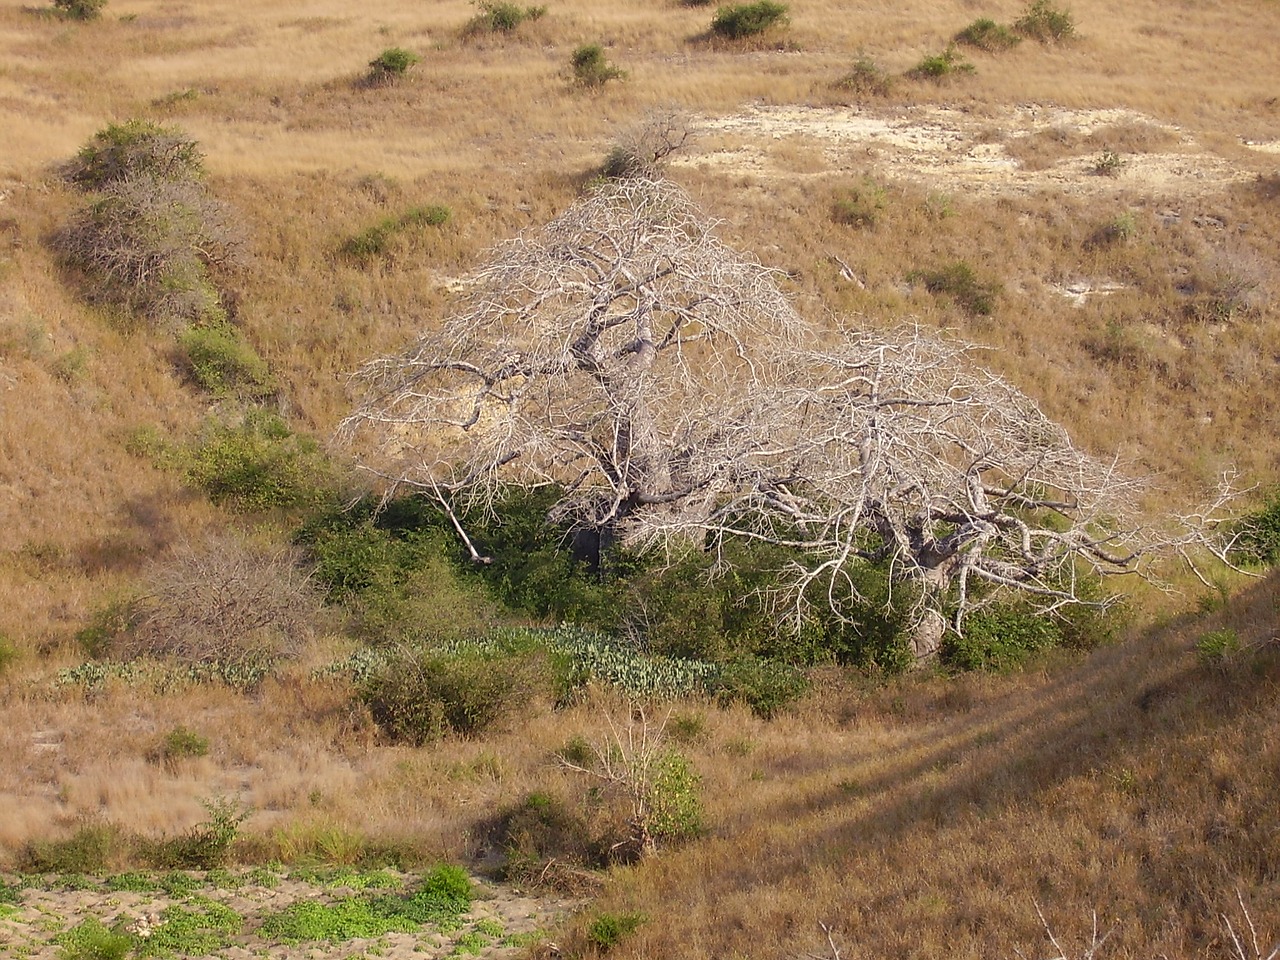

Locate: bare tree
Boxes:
[342,177,1227,661]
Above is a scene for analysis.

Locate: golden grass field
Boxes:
[1,0,1279,954]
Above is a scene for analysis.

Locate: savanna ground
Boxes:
[2,0,1280,956]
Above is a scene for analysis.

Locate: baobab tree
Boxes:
[342,177,1226,660]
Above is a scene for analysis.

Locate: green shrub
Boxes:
[908,44,976,81]
[466,1,545,33]
[831,178,887,229]
[56,918,132,960]
[834,54,894,98]
[1092,149,1125,176]
[52,0,106,20]
[141,900,242,956]
[943,604,1061,671]
[340,205,451,260]
[710,1,789,39]
[0,634,18,675]
[711,656,809,718]
[1196,628,1242,664]
[955,17,1021,51]
[1014,0,1075,42]
[1232,488,1280,566]
[587,912,645,951]
[909,260,1001,317]
[571,44,625,87]
[178,322,273,397]
[64,119,203,189]
[22,822,128,873]
[182,411,333,512]
[153,725,210,764]
[366,47,420,86]
[103,871,153,892]
[146,797,248,870]
[647,751,702,843]
[359,646,550,744]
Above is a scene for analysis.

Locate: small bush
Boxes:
[1232,488,1280,566]
[1196,628,1242,664]
[943,605,1061,671]
[601,108,696,179]
[56,918,132,960]
[710,1,788,39]
[834,54,894,98]
[909,260,1001,317]
[712,656,809,718]
[831,178,886,229]
[111,535,320,676]
[908,44,975,81]
[1014,0,1075,42]
[466,1,545,34]
[359,646,550,744]
[178,322,273,397]
[571,44,625,87]
[587,912,646,951]
[52,0,107,21]
[23,821,130,873]
[955,18,1022,51]
[1092,149,1125,176]
[64,119,203,190]
[340,205,451,260]
[366,47,420,86]
[647,751,702,843]
[153,725,210,765]
[182,411,334,512]
[0,634,18,675]
[146,796,248,869]
[489,792,604,889]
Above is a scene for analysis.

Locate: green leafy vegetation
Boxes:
[151,726,210,766]
[465,1,545,34]
[1233,488,1280,566]
[144,798,248,870]
[0,633,18,675]
[51,0,106,20]
[710,1,788,39]
[341,205,451,260]
[833,54,894,98]
[56,918,132,960]
[570,44,625,87]
[22,823,128,874]
[177,322,273,397]
[908,44,976,81]
[366,47,420,85]
[831,178,887,229]
[587,911,646,951]
[1014,0,1076,42]
[955,17,1021,52]
[63,120,204,189]
[909,260,1001,316]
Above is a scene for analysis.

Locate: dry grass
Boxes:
[3,0,1280,953]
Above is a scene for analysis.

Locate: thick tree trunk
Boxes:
[908,607,947,662]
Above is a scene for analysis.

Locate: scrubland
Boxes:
[2,0,1280,955]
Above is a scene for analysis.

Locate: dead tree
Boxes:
[343,177,1228,661]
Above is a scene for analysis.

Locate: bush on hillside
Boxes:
[64,119,204,189]
[955,17,1022,52]
[908,44,976,81]
[1014,0,1075,42]
[833,54,894,98]
[571,44,625,87]
[1232,488,1280,566]
[464,1,545,34]
[178,322,273,397]
[366,47,420,86]
[710,1,788,39]
[600,108,697,179]
[52,0,106,21]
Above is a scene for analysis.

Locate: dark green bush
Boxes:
[908,44,976,81]
[711,656,809,718]
[52,0,106,19]
[710,1,788,39]
[1232,488,1280,566]
[909,260,1001,317]
[178,322,273,397]
[587,912,646,951]
[366,47,420,86]
[359,645,551,744]
[955,17,1022,51]
[340,205,450,260]
[1014,0,1075,42]
[943,604,1061,671]
[153,725,210,764]
[571,44,625,87]
[466,1,545,33]
[55,918,133,960]
[64,119,203,189]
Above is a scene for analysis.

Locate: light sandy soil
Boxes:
[0,870,579,959]
[682,102,1275,197]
